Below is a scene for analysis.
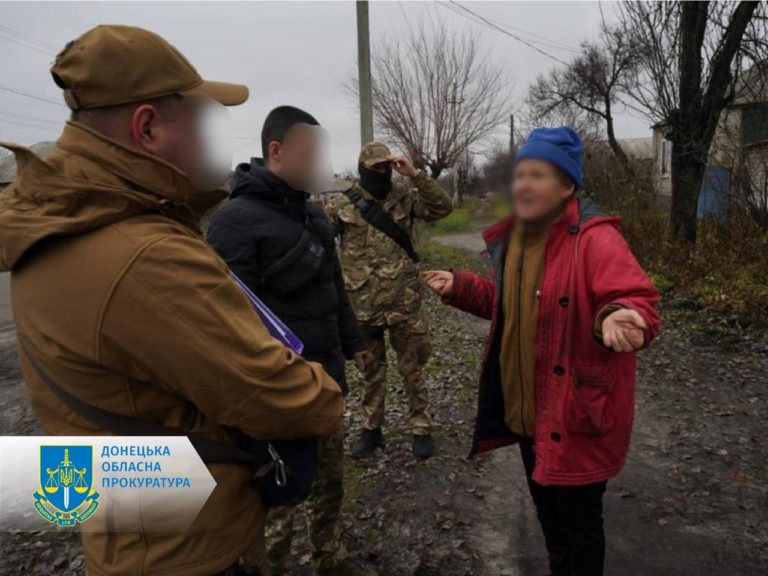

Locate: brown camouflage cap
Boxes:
[359,141,392,168]
[51,25,249,110]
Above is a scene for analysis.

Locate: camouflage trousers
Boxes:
[361,311,432,434]
[266,428,347,575]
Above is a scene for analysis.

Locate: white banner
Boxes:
[0,436,216,533]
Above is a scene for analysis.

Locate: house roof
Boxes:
[0,141,55,184]
[647,62,768,130]
[733,61,768,106]
[588,137,654,161]
[617,137,654,160]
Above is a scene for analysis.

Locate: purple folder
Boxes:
[230,272,304,355]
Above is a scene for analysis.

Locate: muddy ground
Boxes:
[0,231,766,575]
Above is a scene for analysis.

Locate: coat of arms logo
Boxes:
[34,445,100,526]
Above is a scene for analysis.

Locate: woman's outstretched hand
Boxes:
[601,308,647,352]
[423,270,454,297]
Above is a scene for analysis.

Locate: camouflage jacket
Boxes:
[326,172,453,326]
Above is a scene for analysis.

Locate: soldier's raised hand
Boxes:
[423,270,454,297]
[388,156,420,177]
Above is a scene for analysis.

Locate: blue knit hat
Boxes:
[515,126,583,190]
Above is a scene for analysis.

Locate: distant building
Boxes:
[651,124,673,209]
[0,141,56,191]
[617,137,655,163]
[583,136,656,209]
[651,61,768,216]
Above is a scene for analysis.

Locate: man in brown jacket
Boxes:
[0,25,343,576]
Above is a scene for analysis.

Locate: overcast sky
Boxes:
[0,1,649,172]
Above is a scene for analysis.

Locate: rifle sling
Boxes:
[343,188,420,263]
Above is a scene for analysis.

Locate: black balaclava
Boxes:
[358,162,393,200]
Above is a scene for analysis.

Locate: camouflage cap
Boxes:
[359,141,392,168]
[51,25,249,111]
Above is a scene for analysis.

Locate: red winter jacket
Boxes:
[447,197,660,486]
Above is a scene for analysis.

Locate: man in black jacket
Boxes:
[207,106,375,576]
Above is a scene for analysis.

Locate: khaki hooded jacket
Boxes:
[0,122,343,576]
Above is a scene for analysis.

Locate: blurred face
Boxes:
[267,123,329,192]
[129,96,197,172]
[511,159,574,223]
[128,95,232,190]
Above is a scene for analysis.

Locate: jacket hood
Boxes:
[230,158,308,218]
[482,196,618,247]
[0,121,225,271]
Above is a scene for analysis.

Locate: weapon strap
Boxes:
[343,188,420,263]
[19,340,253,465]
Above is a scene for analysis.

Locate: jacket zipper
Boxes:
[516,245,527,437]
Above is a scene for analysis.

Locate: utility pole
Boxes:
[357,0,374,146]
[509,113,515,155]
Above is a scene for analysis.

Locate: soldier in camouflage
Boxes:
[326,142,453,460]
[266,429,351,576]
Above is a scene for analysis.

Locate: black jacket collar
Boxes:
[230,158,308,220]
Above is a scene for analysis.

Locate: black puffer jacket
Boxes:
[207,159,364,392]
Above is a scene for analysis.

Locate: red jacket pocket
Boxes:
[565,366,615,435]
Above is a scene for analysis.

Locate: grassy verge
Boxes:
[427,206,476,234]
[420,241,487,275]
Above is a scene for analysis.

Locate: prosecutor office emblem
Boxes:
[34,445,100,527]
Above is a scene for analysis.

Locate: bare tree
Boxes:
[517,101,602,147]
[452,148,477,204]
[526,25,637,171]
[617,1,764,243]
[477,143,514,197]
[363,20,509,180]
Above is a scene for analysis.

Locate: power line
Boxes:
[0,84,66,107]
[0,117,59,134]
[440,1,569,52]
[0,92,65,112]
[0,31,56,57]
[441,1,571,66]
[0,25,59,51]
[443,0,572,62]
[0,110,62,126]
[451,5,579,53]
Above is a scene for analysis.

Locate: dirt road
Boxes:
[372,231,768,576]
[0,236,766,575]
[427,231,486,255]
[0,272,12,346]
[0,272,43,441]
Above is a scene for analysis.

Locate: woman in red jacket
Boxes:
[424,126,660,576]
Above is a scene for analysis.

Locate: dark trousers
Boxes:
[520,439,607,576]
